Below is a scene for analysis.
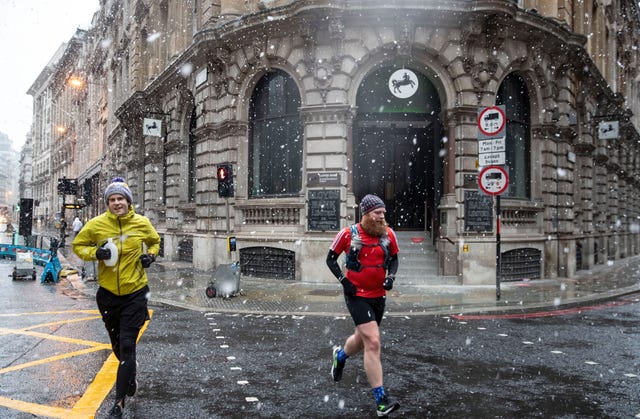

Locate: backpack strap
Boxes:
[345,224,362,271]
[346,224,391,271]
[349,224,359,244]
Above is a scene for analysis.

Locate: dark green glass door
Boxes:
[354,126,428,229]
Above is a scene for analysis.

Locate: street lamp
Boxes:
[67,75,103,90]
[67,76,86,89]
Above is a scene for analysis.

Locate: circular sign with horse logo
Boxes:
[388,69,419,99]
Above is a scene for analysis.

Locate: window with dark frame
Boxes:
[188,107,197,202]
[248,70,302,198]
[497,73,531,199]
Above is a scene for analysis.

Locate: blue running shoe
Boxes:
[331,346,345,382]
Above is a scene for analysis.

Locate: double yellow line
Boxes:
[0,309,152,418]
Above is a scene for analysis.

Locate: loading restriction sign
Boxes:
[477,105,506,139]
[478,165,509,196]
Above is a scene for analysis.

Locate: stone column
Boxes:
[299,104,353,225]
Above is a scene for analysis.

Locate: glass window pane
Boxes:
[249,70,302,197]
[497,74,530,199]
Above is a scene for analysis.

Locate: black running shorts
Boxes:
[344,295,386,326]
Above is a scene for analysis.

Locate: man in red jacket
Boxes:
[326,194,400,417]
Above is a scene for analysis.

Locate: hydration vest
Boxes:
[345,223,391,272]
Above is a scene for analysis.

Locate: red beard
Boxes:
[361,215,387,237]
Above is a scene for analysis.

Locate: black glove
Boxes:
[383,275,395,291]
[339,276,357,296]
[140,254,155,268]
[95,247,111,260]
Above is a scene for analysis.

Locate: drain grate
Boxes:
[240,246,295,280]
[501,248,541,281]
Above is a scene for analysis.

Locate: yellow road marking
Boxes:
[0,309,100,317]
[70,311,153,418]
[66,353,120,419]
[21,315,103,331]
[0,327,108,347]
[0,309,154,418]
[0,396,70,418]
[0,345,111,374]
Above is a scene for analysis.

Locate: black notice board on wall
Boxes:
[464,190,493,232]
[308,189,340,231]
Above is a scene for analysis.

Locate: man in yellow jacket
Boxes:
[73,177,160,419]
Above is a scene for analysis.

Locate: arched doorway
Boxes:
[354,66,443,231]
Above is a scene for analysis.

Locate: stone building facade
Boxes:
[27,0,640,285]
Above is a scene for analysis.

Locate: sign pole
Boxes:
[60,193,66,248]
[496,195,501,300]
[226,197,231,261]
[477,106,508,302]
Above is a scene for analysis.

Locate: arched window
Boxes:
[497,73,531,199]
[248,70,302,197]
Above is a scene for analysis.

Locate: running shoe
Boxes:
[126,376,137,397]
[331,346,345,381]
[127,361,138,396]
[376,395,400,417]
[108,403,123,419]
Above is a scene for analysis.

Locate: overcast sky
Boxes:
[0,0,100,151]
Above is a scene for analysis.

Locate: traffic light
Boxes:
[83,178,93,205]
[18,198,33,236]
[57,178,78,195]
[217,163,234,198]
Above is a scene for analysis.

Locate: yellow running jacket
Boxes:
[72,206,161,296]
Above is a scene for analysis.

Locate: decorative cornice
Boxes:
[299,104,355,124]
[193,120,248,139]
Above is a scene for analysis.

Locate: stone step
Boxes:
[392,231,457,285]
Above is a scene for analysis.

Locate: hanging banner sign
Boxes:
[143,118,162,137]
[388,69,419,99]
[598,121,619,140]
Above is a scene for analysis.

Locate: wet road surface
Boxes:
[117,295,640,418]
[1,258,639,418]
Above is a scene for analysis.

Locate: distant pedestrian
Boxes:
[60,219,68,246]
[326,194,401,417]
[72,177,160,419]
[72,216,83,236]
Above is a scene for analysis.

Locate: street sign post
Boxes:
[477,105,507,169]
[477,106,507,301]
[477,165,509,301]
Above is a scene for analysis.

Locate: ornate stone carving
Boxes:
[300,21,316,71]
[395,21,414,57]
[463,58,498,90]
[460,16,502,93]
